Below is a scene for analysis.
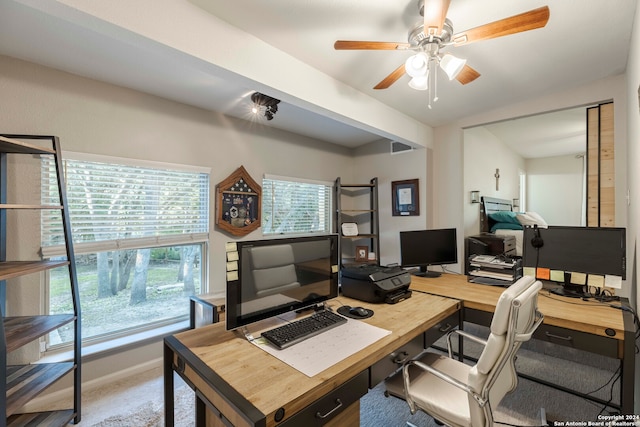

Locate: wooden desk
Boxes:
[164,292,460,426]
[410,274,636,414]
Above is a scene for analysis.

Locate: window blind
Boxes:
[41,155,210,258]
[262,176,332,235]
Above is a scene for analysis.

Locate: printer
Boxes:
[340,265,412,304]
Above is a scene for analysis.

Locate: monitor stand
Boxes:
[549,275,588,298]
[412,267,441,278]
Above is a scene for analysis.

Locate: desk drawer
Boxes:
[425,312,460,347]
[534,323,619,358]
[280,370,368,426]
[369,335,424,388]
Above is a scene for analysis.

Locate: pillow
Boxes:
[516,211,548,228]
[491,222,523,232]
[488,211,520,225]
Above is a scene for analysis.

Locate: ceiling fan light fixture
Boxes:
[440,53,466,80]
[405,52,429,77]
[408,74,429,90]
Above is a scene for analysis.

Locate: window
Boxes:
[262,175,332,235]
[41,153,209,346]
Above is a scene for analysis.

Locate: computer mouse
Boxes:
[349,306,369,317]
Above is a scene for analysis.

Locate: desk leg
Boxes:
[164,342,175,427]
[457,309,464,362]
[621,309,635,414]
[195,394,206,427]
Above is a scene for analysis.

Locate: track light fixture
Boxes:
[251,92,281,120]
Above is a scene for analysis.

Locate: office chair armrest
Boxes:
[515,310,544,342]
[402,359,483,414]
[445,329,488,358]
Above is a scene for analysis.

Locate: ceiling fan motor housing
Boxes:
[408,19,453,49]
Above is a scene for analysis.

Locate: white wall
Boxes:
[526,154,585,226]
[352,140,430,267]
[624,1,640,411]
[463,126,525,237]
[430,125,465,272]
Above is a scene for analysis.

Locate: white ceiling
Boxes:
[0,0,636,151]
[482,106,589,159]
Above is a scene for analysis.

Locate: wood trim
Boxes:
[586,102,615,227]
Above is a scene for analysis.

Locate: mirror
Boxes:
[463,105,596,237]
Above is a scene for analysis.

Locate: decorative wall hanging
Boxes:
[392,179,419,216]
[216,165,261,237]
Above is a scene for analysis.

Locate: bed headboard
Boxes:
[479,196,514,233]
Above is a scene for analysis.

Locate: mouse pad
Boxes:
[337,305,374,319]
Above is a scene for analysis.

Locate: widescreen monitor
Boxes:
[522,225,626,296]
[400,228,458,277]
[226,234,339,330]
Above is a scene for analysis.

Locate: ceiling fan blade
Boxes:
[374,64,406,90]
[423,0,451,36]
[456,65,480,85]
[334,40,411,50]
[452,6,550,46]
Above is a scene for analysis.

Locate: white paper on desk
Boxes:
[252,318,391,377]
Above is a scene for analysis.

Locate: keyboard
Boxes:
[261,310,348,349]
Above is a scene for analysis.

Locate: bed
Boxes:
[479,196,548,256]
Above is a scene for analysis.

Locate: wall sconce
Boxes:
[513,198,520,208]
[470,191,480,204]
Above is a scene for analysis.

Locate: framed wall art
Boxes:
[355,245,369,262]
[392,179,419,216]
[216,165,261,237]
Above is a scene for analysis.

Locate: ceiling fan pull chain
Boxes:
[428,58,438,109]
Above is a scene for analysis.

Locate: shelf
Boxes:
[0,136,56,156]
[5,315,75,353]
[6,363,75,416]
[1,134,81,424]
[335,177,379,268]
[8,409,75,427]
[0,204,63,210]
[340,209,375,214]
[0,260,70,281]
[340,183,375,188]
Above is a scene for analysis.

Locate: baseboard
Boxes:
[20,356,163,412]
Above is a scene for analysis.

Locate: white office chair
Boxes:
[385,276,544,427]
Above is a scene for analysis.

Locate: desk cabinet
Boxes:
[190,293,225,329]
[279,370,368,426]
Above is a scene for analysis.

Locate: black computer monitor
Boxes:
[522,225,626,297]
[399,228,458,277]
[226,234,339,330]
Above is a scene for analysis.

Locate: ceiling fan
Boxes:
[334,0,550,108]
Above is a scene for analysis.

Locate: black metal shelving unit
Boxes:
[0,134,81,426]
[335,177,380,267]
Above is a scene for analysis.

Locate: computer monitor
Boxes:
[226,234,339,330]
[399,228,458,277]
[522,225,626,297]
